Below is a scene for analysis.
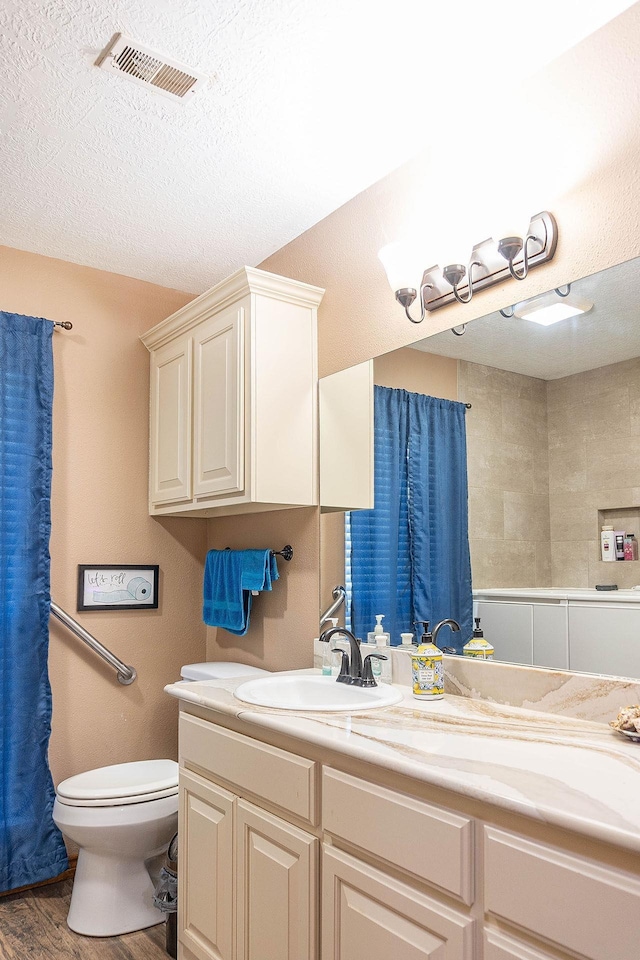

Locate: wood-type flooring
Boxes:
[0,878,168,960]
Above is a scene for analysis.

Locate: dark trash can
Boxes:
[153,832,178,958]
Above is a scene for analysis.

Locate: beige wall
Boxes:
[205,507,319,668]
[373,347,458,398]
[548,356,640,587]
[206,6,640,669]
[261,7,640,380]
[458,361,551,589]
[0,246,207,784]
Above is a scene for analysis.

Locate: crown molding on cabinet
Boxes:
[141,267,325,351]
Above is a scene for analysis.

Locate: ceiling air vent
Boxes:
[96,34,207,101]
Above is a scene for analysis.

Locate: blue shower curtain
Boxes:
[348,386,472,651]
[0,312,68,892]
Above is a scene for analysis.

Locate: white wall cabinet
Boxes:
[142,267,323,517]
[319,361,374,512]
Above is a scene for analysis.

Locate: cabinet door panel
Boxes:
[150,335,192,504]
[236,799,318,960]
[193,305,244,498]
[532,603,568,670]
[322,846,474,960]
[484,928,570,960]
[179,770,234,960]
[484,825,640,960]
[474,601,533,666]
[569,604,640,679]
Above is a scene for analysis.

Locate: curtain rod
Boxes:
[53,321,73,330]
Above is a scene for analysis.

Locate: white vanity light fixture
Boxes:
[379,211,558,323]
[503,285,593,326]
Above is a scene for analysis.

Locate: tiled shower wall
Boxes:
[460,356,640,589]
[547,357,640,588]
[458,361,551,589]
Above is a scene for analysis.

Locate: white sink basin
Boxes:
[234,674,403,712]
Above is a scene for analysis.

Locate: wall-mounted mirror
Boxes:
[320,255,640,680]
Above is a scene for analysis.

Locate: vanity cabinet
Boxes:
[179,715,319,960]
[176,704,640,960]
[142,267,324,518]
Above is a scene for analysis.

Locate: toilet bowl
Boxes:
[53,759,178,936]
[54,663,271,937]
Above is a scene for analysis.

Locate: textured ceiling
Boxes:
[419,257,640,380]
[0,0,634,293]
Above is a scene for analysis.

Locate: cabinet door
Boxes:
[149,334,192,505]
[193,304,244,499]
[322,845,474,960]
[179,770,234,960]
[236,799,318,960]
[319,361,374,512]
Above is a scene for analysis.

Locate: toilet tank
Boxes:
[180,662,271,682]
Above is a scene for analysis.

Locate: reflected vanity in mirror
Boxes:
[320,256,640,680]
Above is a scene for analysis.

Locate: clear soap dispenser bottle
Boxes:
[367,614,390,645]
[411,621,444,700]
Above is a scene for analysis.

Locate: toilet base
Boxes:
[67,848,163,937]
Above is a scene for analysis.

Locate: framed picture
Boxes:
[77,565,159,612]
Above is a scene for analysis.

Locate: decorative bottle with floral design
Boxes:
[410,621,444,700]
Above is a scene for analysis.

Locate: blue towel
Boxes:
[203,549,279,635]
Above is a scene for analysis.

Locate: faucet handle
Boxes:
[361,653,388,687]
[331,649,350,683]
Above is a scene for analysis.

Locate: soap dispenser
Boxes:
[372,620,392,684]
[410,621,444,700]
[367,614,390,645]
[463,618,495,660]
[321,618,339,676]
[399,632,415,651]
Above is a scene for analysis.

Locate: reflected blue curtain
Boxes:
[347,386,472,651]
[347,387,412,642]
[0,312,68,892]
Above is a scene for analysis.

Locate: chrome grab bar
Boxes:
[50,601,137,685]
[320,585,346,628]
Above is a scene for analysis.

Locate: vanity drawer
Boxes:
[180,713,318,824]
[322,767,474,904]
[484,826,640,960]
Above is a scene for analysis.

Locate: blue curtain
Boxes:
[347,386,472,651]
[0,312,68,892]
[347,387,412,642]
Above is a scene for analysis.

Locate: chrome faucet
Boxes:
[432,619,461,649]
[320,627,388,686]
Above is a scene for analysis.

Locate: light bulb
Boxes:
[378,241,423,293]
[489,208,533,244]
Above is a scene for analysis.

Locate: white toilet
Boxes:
[53,662,270,937]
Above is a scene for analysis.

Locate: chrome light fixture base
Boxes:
[418,210,557,313]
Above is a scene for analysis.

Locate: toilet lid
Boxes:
[57,759,178,803]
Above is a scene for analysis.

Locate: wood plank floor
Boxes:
[0,878,168,960]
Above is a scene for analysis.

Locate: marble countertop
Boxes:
[165,671,640,854]
[474,587,640,602]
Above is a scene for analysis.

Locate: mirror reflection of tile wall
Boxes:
[461,356,640,589]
